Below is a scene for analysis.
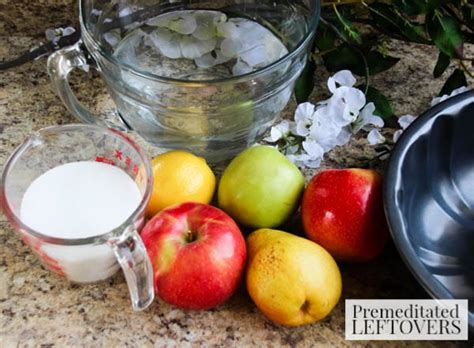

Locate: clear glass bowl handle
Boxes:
[47,41,129,131]
[108,227,155,311]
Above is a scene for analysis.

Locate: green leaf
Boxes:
[333,6,362,45]
[394,0,441,15]
[369,4,430,43]
[438,68,467,96]
[426,10,463,58]
[314,26,336,51]
[323,44,365,75]
[433,51,451,78]
[364,86,396,121]
[295,58,317,104]
[322,45,399,77]
[366,51,400,75]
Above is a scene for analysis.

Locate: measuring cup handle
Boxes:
[108,227,155,311]
[47,41,129,130]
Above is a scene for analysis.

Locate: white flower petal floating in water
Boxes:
[220,37,244,58]
[328,70,357,94]
[220,17,288,67]
[228,18,269,41]
[103,30,121,48]
[216,21,239,39]
[264,37,288,62]
[192,11,226,40]
[147,12,198,35]
[149,27,182,59]
[194,49,231,68]
[232,59,253,76]
[180,35,217,59]
[367,129,386,145]
[114,29,150,65]
[240,45,268,68]
[168,14,198,35]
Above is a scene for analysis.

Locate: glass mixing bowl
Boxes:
[48,0,320,162]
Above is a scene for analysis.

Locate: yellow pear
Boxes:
[246,229,342,326]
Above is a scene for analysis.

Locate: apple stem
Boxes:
[185,230,198,243]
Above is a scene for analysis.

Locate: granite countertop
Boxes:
[0,1,469,347]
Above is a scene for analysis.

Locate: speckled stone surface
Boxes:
[0,2,471,347]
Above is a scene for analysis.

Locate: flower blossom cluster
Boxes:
[265,70,385,168]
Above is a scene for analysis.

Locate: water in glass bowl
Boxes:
[112,10,289,80]
[100,10,301,162]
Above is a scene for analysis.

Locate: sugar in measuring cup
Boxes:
[1,124,154,310]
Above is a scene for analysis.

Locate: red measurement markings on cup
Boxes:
[114,150,123,160]
[95,152,143,181]
[95,156,115,165]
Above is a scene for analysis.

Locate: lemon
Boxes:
[146,150,216,217]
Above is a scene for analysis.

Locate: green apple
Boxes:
[218,145,305,228]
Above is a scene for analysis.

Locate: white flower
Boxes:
[308,107,343,151]
[264,70,392,168]
[294,102,315,136]
[264,120,292,142]
[393,114,417,142]
[328,70,357,94]
[367,129,386,145]
[334,126,352,147]
[431,86,470,106]
[302,138,325,159]
[287,153,321,169]
[328,86,366,126]
[352,102,384,133]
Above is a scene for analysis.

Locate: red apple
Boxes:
[301,169,389,262]
[141,202,247,310]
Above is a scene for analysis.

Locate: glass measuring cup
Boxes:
[1,124,154,311]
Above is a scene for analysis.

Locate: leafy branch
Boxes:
[296,0,473,121]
